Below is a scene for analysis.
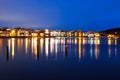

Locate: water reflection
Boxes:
[50,38,54,54]
[0,39,3,52]
[25,38,28,54]
[40,38,44,54]
[11,38,15,59]
[45,38,49,57]
[77,38,82,59]
[94,38,100,59]
[2,38,119,61]
[6,45,9,61]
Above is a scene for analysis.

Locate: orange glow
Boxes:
[0,39,2,51]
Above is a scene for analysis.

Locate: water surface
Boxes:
[0,38,120,80]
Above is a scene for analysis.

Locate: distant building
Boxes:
[70,30,83,37]
[44,29,50,37]
[87,31,100,38]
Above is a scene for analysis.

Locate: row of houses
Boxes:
[0,27,100,38]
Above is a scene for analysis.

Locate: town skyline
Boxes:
[0,0,120,31]
[0,26,119,38]
[0,26,120,32]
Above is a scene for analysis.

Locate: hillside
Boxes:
[100,27,120,35]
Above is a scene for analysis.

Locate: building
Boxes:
[70,30,83,37]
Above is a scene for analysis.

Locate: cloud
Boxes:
[0,13,28,22]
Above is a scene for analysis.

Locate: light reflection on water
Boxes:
[0,38,120,80]
[0,38,119,61]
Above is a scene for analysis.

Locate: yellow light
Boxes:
[10,30,16,36]
[32,33,38,37]
[95,33,100,37]
[40,33,44,37]
[11,30,15,33]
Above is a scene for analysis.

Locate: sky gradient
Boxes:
[0,0,120,31]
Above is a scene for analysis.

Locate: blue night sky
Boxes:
[0,0,120,31]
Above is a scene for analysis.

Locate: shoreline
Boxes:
[0,36,119,38]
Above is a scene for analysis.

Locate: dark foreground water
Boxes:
[0,38,120,80]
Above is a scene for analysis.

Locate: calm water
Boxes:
[0,38,120,80]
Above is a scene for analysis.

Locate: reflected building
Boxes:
[115,38,117,45]
[61,38,65,54]
[82,38,86,57]
[45,38,49,57]
[6,45,9,61]
[108,38,112,58]
[0,39,3,53]
[8,39,11,54]
[108,38,112,45]
[82,38,87,45]
[31,38,38,59]
[65,38,68,59]
[2,37,119,61]
[74,38,77,57]
[54,38,60,60]
[89,38,94,59]
[115,46,117,56]
[115,38,118,56]
[108,38,114,45]
[50,38,55,54]
[17,39,20,52]
[11,38,15,59]
[25,38,28,54]
[94,38,100,60]
[40,38,44,54]
[77,38,82,59]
